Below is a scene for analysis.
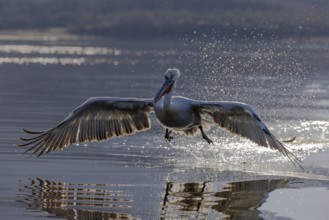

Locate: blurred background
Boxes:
[1,0,328,39]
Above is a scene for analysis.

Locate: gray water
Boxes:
[0,34,329,219]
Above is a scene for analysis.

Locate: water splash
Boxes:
[178,36,313,118]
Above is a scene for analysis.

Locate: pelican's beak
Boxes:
[154,78,174,103]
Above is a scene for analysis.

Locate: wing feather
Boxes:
[197,101,303,169]
[19,97,154,156]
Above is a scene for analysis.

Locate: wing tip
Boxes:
[285,148,304,171]
[23,129,44,134]
[282,136,296,143]
[19,128,48,157]
[265,133,304,170]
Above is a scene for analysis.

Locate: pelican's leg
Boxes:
[165,129,173,142]
[198,126,213,144]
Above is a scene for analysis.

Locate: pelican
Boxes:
[19,68,302,168]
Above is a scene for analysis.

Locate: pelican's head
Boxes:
[164,68,181,81]
[154,68,181,103]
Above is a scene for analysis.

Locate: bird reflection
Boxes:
[17,178,299,220]
[161,178,299,220]
[16,178,139,220]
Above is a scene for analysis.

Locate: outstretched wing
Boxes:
[197,101,302,169]
[19,97,154,156]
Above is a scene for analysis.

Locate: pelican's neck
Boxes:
[159,82,176,108]
[154,77,178,108]
[163,88,173,107]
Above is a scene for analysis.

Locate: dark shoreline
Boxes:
[1,0,329,40]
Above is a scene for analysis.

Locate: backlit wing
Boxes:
[19,97,154,156]
[197,101,302,169]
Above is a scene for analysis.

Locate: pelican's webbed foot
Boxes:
[199,126,213,144]
[165,129,173,142]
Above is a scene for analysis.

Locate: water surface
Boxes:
[0,35,329,219]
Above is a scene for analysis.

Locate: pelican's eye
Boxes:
[165,74,174,80]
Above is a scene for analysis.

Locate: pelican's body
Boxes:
[19,68,302,168]
[155,96,197,130]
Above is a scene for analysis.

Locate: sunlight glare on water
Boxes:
[0,44,139,66]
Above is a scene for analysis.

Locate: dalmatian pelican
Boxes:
[19,68,302,168]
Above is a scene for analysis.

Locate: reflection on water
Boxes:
[17,178,298,220]
[162,178,298,220]
[17,179,139,220]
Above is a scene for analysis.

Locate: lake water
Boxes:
[0,34,329,219]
